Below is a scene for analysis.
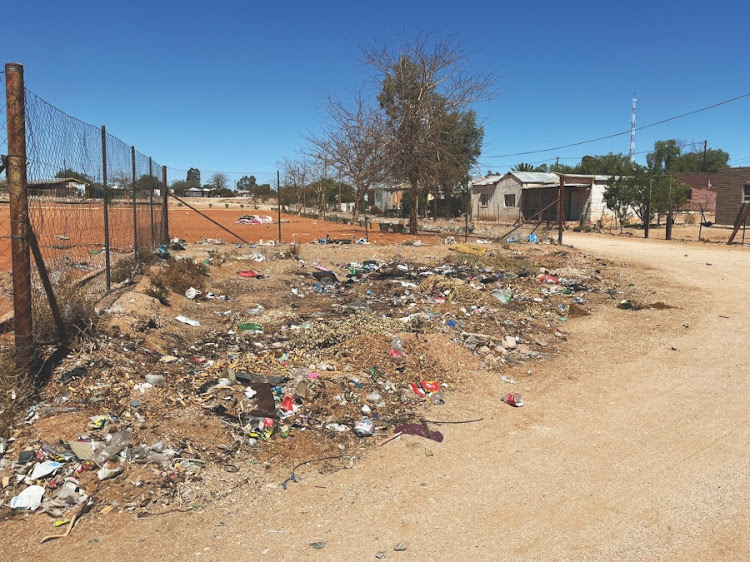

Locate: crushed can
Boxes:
[353,418,375,437]
[502,392,524,407]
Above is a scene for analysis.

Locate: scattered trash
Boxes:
[145,374,166,387]
[185,287,202,300]
[449,242,486,256]
[394,542,408,552]
[492,288,513,304]
[353,418,376,437]
[30,461,63,480]
[501,392,524,407]
[175,315,200,327]
[237,270,264,278]
[11,485,46,510]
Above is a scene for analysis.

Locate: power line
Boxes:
[478,150,651,168]
[484,91,750,159]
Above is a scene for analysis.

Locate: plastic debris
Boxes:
[10,485,46,510]
[175,315,200,327]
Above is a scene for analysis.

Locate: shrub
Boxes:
[150,258,209,296]
[111,256,140,284]
[33,275,95,343]
[145,276,170,305]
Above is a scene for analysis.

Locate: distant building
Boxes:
[677,173,717,213]
[28,178,87,198]
[714,167,750,225]
[370,183,408,215]
[185,187,213,198]
[470,171,621,224]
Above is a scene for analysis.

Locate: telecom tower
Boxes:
[629,92,637,161]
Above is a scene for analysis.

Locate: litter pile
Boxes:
[0,242,634,526]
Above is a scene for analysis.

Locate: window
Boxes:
[504,193,516,207]
[744,184,750,202]
[479,193,489,208]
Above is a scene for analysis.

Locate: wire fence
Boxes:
[1,64,168,380]
[0,62,539,379]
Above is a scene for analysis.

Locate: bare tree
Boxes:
[306,92,386,221]
[363,32,496,233]
[210,172,229,190]
[280,157,312,212]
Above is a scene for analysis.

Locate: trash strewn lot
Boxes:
[0,240,644,531]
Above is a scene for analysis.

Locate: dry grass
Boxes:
[0,348,34,438]
[111,255,140,284]
[149,257,209,296]
[32,275,96,344]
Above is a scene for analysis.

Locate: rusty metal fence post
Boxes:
[101,125,111,290]
[149,156,155,245]
[5,62,34,375]
[131,146,138,259]
[162,165,169,245]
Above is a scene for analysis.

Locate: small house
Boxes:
[370,183,407,215]
[471,171,557,221]
[28,178,87,198]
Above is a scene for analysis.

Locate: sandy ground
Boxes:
[4,233,750,561]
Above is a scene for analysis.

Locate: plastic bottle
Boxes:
[389,337,405,362]
[94,431,130,466]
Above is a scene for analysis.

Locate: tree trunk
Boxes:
[433,194,438,221]
[408,180,419,234]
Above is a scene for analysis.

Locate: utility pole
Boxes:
[666,174,673,240]
[629,92,637,161]
[557,174,565,245]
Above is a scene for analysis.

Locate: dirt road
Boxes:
[6,233,750,561]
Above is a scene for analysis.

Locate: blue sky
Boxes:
[3,0,749,178]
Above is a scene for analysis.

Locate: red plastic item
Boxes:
[237,270,261,278]
[420,381,440,393]
[388,349,404,361]
[281,395,296,412]
[409,383,426,397]
[537,274,559,284]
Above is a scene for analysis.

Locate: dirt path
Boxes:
[5,234,750,561]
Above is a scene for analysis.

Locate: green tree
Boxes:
[575,153,634,176]
[512,163,535,172]
[135,174,160,194]
[429,109,484,219]
[650,175,691,216]
[603,175,633,231]
[170,180,192,197]
[236,175,257,192]
[55,168,92,183]
[646,140,730,174]
[186,167,201,186]
[365,32,495,233]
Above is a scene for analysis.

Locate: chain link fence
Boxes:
[1,62,550,379]
[1,63,167,379]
